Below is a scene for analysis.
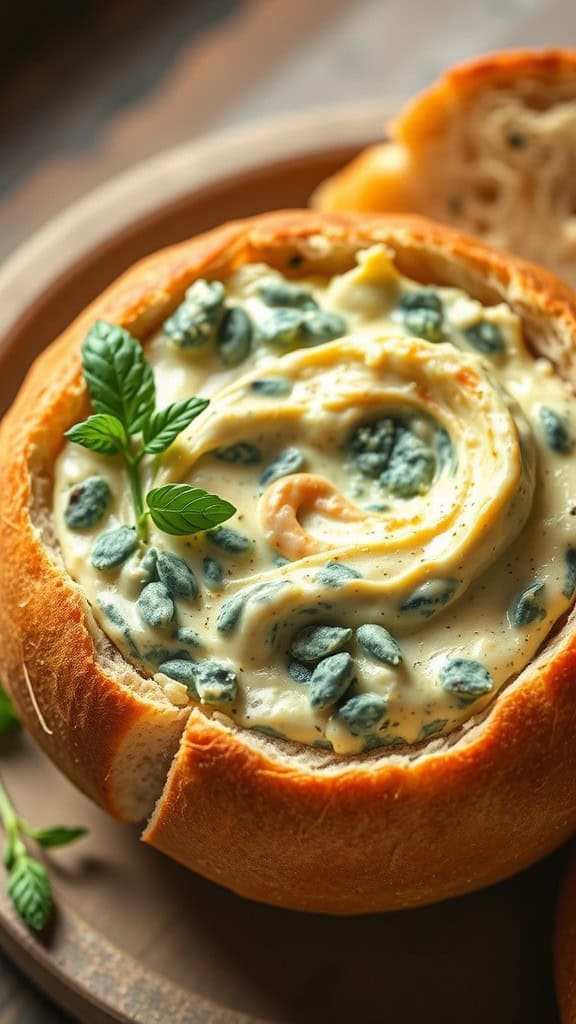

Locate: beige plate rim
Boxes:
[0,99,388,344]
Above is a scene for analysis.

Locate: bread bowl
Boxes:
[313,50,576,285]
[3,209,576,914]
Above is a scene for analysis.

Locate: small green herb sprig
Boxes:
[65,321,236,539]
[0,689,86,931]
[0,688,19,735]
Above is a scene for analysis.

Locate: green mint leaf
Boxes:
[147,484,236,536]
[0,688,19,736]
[8,855,52,931]
[142,397,210,455]
[28,826,88,849]
[65,413,127,455]
[82,321,155,434]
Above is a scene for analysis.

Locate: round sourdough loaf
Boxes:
[313,50,576,286]
[3,211,576,913]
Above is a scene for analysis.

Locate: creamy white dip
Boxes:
[53,247,576,753]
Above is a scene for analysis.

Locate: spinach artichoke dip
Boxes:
[53,246,576,755]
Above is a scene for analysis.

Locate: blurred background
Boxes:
[1,1,576,1020]
[2,0,576,263]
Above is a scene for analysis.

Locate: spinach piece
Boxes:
[563,547,576,600]
[163,280,225,348]
[64,476,111,530]
[379,428,435,498]
[157,658,198,695]
[398,290,444,343]
[217,307,253,366]
[508,581,546,627]
[439,657,493,704]
[156,551,198,599]
[194,660,237,704]
[539,407,572,455]
[137,582,175,629]
[289,624,353,663]
[302,310,347,344]
[260,447,306,487]
[174,626,201,647]
[316,561,362,588]
[202,556,224,589]
[356,624,403,665]
[249,377,293,397]
[400,578,458,616]
[208,526,251,554]
[213,441,262,465]
[287,659,313,684]
[91,525,137,570]
[309,653,354,711]
[258,282,318,310]
[338,693,388,735]
[463,321,504,355]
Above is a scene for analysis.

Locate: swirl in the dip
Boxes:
[53,247,576,754]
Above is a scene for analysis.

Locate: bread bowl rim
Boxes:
[3,209,576,911]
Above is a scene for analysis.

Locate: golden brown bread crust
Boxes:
[0,221,246,821]
[312,49,576,284]
[394,48,576,146]
[4,211,576,909]
[314,48,576,208]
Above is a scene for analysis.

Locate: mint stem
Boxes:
[0,779,18,835]
[0,779,25,867]
[124,442,147,541]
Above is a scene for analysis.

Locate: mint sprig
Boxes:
[22,825,88,849]
[65,321,235,538]
[0,689,87,931]
[142,397,209,455]
[66,413,127,455]
[0,692,86,932]
[147,484,236,535]
[82,321,155,433]
[7,856,52,932]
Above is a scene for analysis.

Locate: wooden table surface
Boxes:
[2,0,576,1019]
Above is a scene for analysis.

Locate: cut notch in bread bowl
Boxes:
[3,210,576,913]
[313,49,576,287]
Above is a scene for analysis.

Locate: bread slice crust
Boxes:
[3,211,576,910]
[313,49,576,285]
